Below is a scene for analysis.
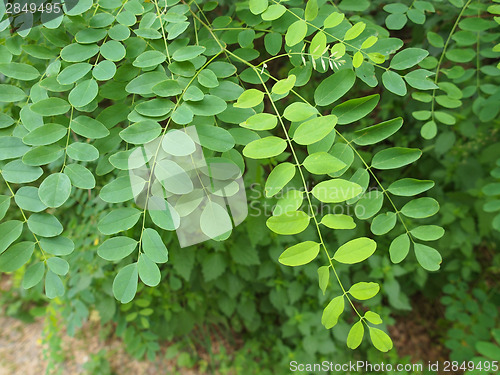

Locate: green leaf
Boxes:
[45,270,65,299]
[100,176,144,203]
[408,9,425,23]
[310,31,327,59]
[186,85,206,102]
[100,40,126,62]
[386,13,407,30]
[155,159,193,195]
[46,257,69,276]
[427,32,444,48]
[382,71,407,96]
[0,136,30,160]
[390,48,429,70]
[434,111,455,125]
[272,75,296,95]
[27,213,63,237]
[387,178,434,196]
[142,228,169,263]
[172,46,205,62]
[0,220,24,254]
[285,20,307,47]
[0,62,40,80]
[459,18,496,32]
[303,152,346,175]
[148,204,180,231]
[197,69,219,88]
[0,113,14,131]
[138,254,161,287]
[389,233,410,263]
[293,115,337,145]
[22,262,45,289]
[234,89,264,108]
[361,36,378,49]
[371,147,422,170]
[0,84,26,102]
[38,173,71,208]
[196,125,235,152]
[410,225,445,241]
[318,266,329,295]
[261,4,286,21]
[240,113,277,130]
[355,190,384,219]
[98,236,137,261]
[414,243,442,271]
[200,201,232,239]
[39,237,74,256]
[347,321,364,349]
[333,237,376,264]
[321,296,344,329]
[162,129,196,157]
[324,12,344,28]
[273,190,304,216]
[267,211,310,235]
[320,214,356,229]
[305,0,318,21]
[249,0,268,14]
[279,241,320,266]
[61,43,99,62]
[401,197,439,218]
[369,327,393,352]
[352,118,403,146]
[98,208,142,235]
[365,311,383,325]
[243,136,287,159]
[132,51,166,68]
[445,48,475,63]
[0,196,10,220]
[113,263,138,303]
[314,69,356,106]
[404,69,438,90]
[126,72,167,95]
[420,121,437,139]
[371,212,397,235]
[0,242,35,272]
[476,341,500,360]
[136,98,174,117]
[1,160,43,183]
[68,78,99,107]
[71,116,109,139]
[92,60,116,81]
[332,94,379,124]
[344,22,366,40]
[152,80,183,97]
[172,103,193,125]
[57,62,92,84]
[312,179,363,203]
[349,282,380,300]
[30,98,70,116]
[265,162,296,197]
[64,164,96,189]
[283,102,318,121]
[187,95,227,116]
[23,124,67,146]
[23,145,64,166]
[120,120,162,144]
